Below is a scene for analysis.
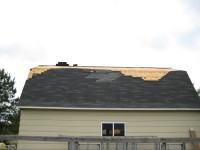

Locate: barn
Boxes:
[18,63,200,150]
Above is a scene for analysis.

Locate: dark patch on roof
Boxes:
[19,68,200,108]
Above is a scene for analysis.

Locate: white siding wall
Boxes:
[18,109,200,149]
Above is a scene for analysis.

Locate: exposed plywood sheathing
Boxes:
[28,68,49,79]
[27,66,175,81]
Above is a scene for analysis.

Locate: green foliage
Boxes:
[0,69,19,134]
[197,88,200,98]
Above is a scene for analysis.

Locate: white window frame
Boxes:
[101,122,126,136]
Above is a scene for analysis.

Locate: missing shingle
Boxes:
[86,70,121,82]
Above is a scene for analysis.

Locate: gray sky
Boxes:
[0,0,200,97]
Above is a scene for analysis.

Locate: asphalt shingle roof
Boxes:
[19,66,200,109]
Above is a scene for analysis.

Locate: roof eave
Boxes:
[18,106,200,111]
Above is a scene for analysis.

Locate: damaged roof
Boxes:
[19,65,200,109]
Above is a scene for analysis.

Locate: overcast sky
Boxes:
[0,0,200,97]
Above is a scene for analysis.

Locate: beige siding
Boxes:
[18,109,200,149]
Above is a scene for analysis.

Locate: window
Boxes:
[102,122,125,136]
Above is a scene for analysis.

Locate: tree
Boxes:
[0,69,19,134]
[197,88,200,99]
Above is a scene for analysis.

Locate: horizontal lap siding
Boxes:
[18,109,200,149]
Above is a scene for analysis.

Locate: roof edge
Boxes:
[19,106,200,111]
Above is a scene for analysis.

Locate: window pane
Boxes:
[102,123,113,136]
[114,123,125,136]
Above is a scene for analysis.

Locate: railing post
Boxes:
[68,141,78,150]
[75,142,79,150]
[87,142,89,150]
[181,143,186,150]
[122,142,128,150]
[161,143,166,150]
[68,142,72,150]
[101,142,104,150]
[126,142,128,150]
[155,143,160,150]
[97,144,100,150]
[132,143,137,150]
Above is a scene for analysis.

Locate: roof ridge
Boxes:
[38,65,174,69]
[27,65,176,81]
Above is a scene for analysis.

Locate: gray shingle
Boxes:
[19,67,200,108]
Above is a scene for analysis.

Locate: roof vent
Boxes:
[56,62,69,66]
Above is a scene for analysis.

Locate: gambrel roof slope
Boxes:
[19,65,200,109]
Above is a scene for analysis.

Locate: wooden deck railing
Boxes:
[1,135,200,150]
